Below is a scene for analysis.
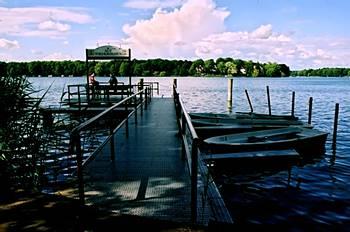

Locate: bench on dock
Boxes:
[90,83,134,100]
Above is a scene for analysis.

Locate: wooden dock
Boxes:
[82,98,195,223]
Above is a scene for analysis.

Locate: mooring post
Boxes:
[267,86,271,115]
[227,79,233,112]
[191,138,198,223]
[308,97,313,125]
[291,91,295,117]
[332,103,339,150]
[245,89,254,113]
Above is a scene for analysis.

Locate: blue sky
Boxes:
[0,0,349,69]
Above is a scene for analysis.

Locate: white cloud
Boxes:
[123,0,186,9]
[0,7,92,37]
[0,38,19,49]
[121,0,350,69]
[123,0,229,58]
[63,40,69,45]
[38,20,71,32]
[250,24,272,39]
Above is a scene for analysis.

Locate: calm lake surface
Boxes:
[30,76,350,226]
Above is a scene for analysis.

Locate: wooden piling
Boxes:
[266,86,271,115]
[308,97,313,125]
[245,89,254,113]
[291,91,295,117]
[227,79,233,112]
[332,103,339,150]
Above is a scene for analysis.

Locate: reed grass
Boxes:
[0,76,46,196]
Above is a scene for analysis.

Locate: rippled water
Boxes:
[30,76,350,226]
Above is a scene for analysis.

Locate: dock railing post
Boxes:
[140,89,143,116]
[308,97,313,125]
[139,78,144,91]
[145,88,148,109]
[267,86,271,115]
[125,99,129,137]
[78,86,81,109]
[148,86,152,103]
[191,138,198,223]
[181,112,186,135]
[71,132,85,206]
[227,79,233,113]
[332,103,339,150]
[134,95,138,124]
[181,112,186,159]
[291,91,295,117]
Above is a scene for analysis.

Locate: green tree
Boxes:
[94,62,110,76]
[204,59,216,75]
[279,64,290,77]
[264,62,281,77]
[216,61,227,75]
[0,62,6,76]
[225,61,238,76]
[252,64,261,77]
[244,60,254,77]
[189,59,204,76]
[119,62,129,76]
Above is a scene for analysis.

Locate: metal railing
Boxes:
[69,86,152,205]
[173,79,233,225]
[66,84,87,108]
[173,80,199,223]
[144,81,160,96]
[64,82,158,107]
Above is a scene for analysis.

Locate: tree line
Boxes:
[291,68,350,77]
[0,58,290,77]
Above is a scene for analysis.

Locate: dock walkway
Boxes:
[83,98,192,223]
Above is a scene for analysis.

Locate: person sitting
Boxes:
[89,73,99,86]
[108,75,118,94]
[109,75,118,87]
[89,73,99,99]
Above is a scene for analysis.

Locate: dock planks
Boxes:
[82,98,193,223]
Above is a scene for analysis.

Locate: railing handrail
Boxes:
[173,80,233,225]
[71,88,146,134]
[173,83,198,140]
[178,96,199,140]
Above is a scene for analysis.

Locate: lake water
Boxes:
[30,76,350,226]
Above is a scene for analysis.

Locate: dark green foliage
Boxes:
[0,76,46,195]
[291,68,350,77]
[1,58,292,77]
